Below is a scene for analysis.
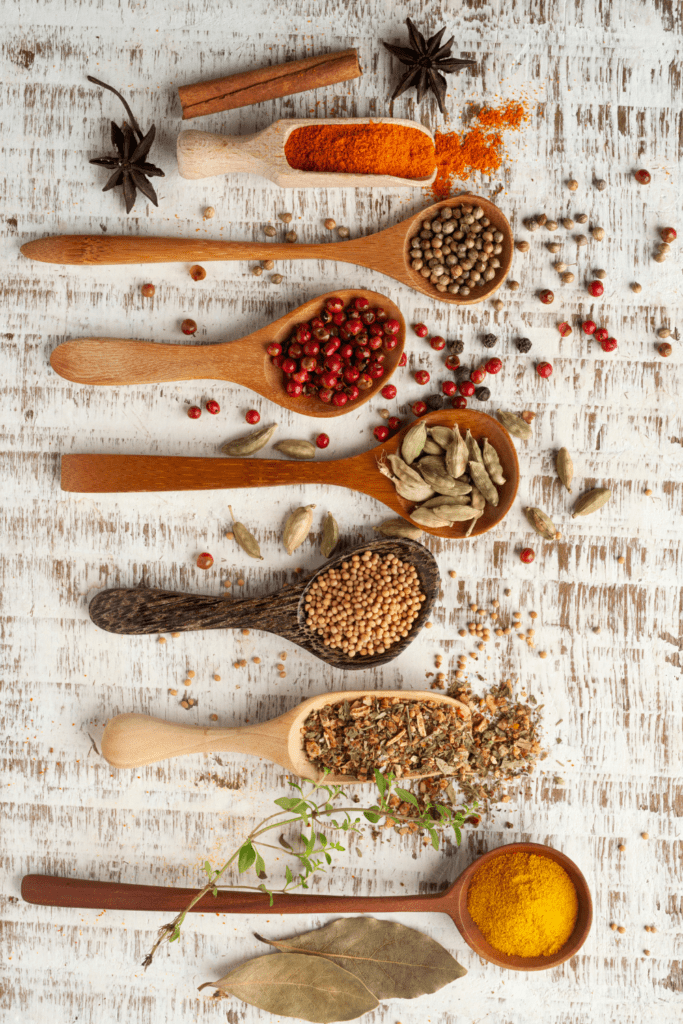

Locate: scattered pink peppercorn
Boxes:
[398,353,407,367]
[539,289,554,305]
[206,400,220,415]
[451,396,467,409]
[601,337,618,352]
[380,384,397,400]
[413,323,429,337]
[187,405,201,419]
[411,400,427,416]
[582,320,596,335]
[189,265,207,281]
[245,409,260,424]
[196,552,214,570]
[594,327,608,343]
[660,227,677,243]
[588,280,604,297]
[373,425,390,442]
[470,367,487,385]
[388,416,402,430]
[536,361,553,378]
[430,335,446,351]
[459,380,475,397]
[316,433,330,449]
[181,318,198,336]
[445,355,460,371]
[558,321,572,337]
[520,547,535,564]
[414,370,430,385]
[485,358,502,374]
[634,169,651,184]
[140,283,155,297]
[442,380,457,396]
[658,341,673,357]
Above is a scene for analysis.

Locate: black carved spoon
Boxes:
[88,539,439,670]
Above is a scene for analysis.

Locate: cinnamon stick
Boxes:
[178,49,362,120]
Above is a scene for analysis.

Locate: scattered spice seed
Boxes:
[181,319,198,336]
[567,179,578,191]
[203,206,215,219]
[252,266,263,276]
[210,714,218,721]
[618,926,626,934]
[271,273,283,284]
[190,264,206,281]
[634,169,651,184]
[508,280,520,291]
[657,327,671,338]
[617,556,625,564]
[324,218,336,229]
[140,283,155,297]
[196,552,214,569]
[337,226,350,238]
[261,259,274,270]
[618,843,625,851]
[492,299,504,311]
[279,213,293,224]
[576,213,588,223]
[645,488,652,496]
[285,230,298,243]
[545,219,558,231]
[594,269,606,279]
[171,632,180,638]
[169,688,177,696]
[252,657,260,664]
[449,570,457,578]
[158,637,166,644]
[263,225,277,237]
[641,832,649,839]
[516,240,530,252]
[213,674,221,681]
[591,227,605,241]
[547,242,561,254]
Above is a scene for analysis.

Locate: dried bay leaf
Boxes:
[206,951,378,1022]
[258,918,466,1000]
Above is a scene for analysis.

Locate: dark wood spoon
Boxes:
[88,538,439,670]
[21,843,592,972]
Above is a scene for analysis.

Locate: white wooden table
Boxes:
[2,2,682,1022]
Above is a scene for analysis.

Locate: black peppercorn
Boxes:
[474,386,491,401]
[516,337,532,353]
[449,339,465,354]
[482,333,498,348]
[426,393,446,410]
[455,366,471,383]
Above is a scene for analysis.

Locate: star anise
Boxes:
[382,18,477,115]
[88,76,164,214]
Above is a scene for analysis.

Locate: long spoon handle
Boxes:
[21,875,448,915]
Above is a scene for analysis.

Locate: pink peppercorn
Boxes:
[187,405,201,419]
[601,337,618,352]
[520,547,535,564]
[536,361,553,378]
[316,433,330,449]
[558,322,572,337]
[398,353,407,367]
[539,289,554,305]
[414,370,430,385]
[588,280,604,297]
[411,401,427,416]
[485,358,502,374]
[451,396,467,409]
[380,384,397,400]
[413,323,428,337]
[594,328,608,343]
[582,320,596,335]
[459,380,475,397]
[442,381,457,396]
[206,400,220,415]
[373,425,390,442]
[245,409,260,424]
[430,335,446,351]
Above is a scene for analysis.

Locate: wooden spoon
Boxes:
[21,195,513,306]
[177,117,437,188]
[88,538,439,670]
[21,843,592,972]
[49,288,404,419]
[61,409,520,539]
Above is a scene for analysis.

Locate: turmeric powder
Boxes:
[284,122,435,179]
[467,851,578,957]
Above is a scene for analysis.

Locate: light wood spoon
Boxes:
[61,409,520,539]
[177,117,437,187]
[48,288,404,418]
[88,539,439,670]
[21,843,592,972]
[21,195,513,306]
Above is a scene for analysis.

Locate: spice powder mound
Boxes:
[284,123,436,180]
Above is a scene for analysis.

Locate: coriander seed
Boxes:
[591,226,606,241]
[576,234,588,247]
[631,282,642,293]
[263,225,277,237]
[547,242,561,254]
[203,206,215,219]
[657,327,671,338]
[567,179,579,191]
[261,259,275,270]
[561,217,574,230]
[516,240,530,252]
[576,213,588,224]
[285,230,298,243]
[595,269,607,279]
[545,220,558,231]
[508,280,520,291]
[252,266,263,276]
[279,212,293,224]
[324,218,336,230]
[337,226,350,238]
[271,273,283,284]
[561,272,575,284]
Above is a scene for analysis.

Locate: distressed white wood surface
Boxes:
[1,1,682,1022]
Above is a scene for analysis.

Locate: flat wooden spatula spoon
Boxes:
[88,539,439,670]
[49,288,404,418]
[21,195,512,306]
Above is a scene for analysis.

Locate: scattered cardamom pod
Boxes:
[283,504,316,555]
[401,420,427,464]
[409,507,450,528]
[228,505,263,560]
[273,439,316,460]
[320,512,339,558]
[524,506,557,540]
[572,487,611,518]
[556,447,574,492]
[220,423,277,457]
[496,410,533,440]
[373,519,423,540]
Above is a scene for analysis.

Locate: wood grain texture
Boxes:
[2,1,683,1022]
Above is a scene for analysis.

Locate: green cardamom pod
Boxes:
[429,426,455,449]
[496,410,533,441]
[283,504,316,555]
[468,461,499,507]
[556,447,574,492]
[421,494,471,508]
[482,437,505,485]
[572,487,611,518]
[273,439,316,460]
[409,507,450,528]
[373,519,423,540]
[320,512,339,558]
[220,423,277,457]
[387,454,424,487]
[465,510,484,537]
[228,505,263,560]
[524,506,557,540]
[422,437,444,455]
[433,505,481,522]
[401,419,427,464]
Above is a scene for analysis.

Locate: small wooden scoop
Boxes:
[49,288,404,419]
[21,195,513,306]
[61,409,520,539]
[21,843,592,971]
[177,117,436,188]
[88,539,439,670]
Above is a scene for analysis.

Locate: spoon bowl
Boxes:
[23,195,513,305]
[49,288,405,418]
[88,538,439,669]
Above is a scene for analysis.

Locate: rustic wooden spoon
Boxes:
[88,538,439,670]
[177,117,437,188]
[61,409,520,539]
[21,843,592,972]
[21,195,513,306]
[49,288,404,419]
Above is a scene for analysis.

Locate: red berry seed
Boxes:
[267,342,282,357]
[181,318,198,335]
[187,405,201,419]
[398,353,407,367]
[442,381,457,396]
[660,227,677,243]
[588,280,604,297]
[380,384,397,400]
[384,319,401,335]
[414,370,430,385]
[316,433,330,449]
[558,322,572,337]
[331,392,348,407]
[445,355,460,371]
[601,337,618,352]
[539,289,554,305]
[485,358,502,374]
[582,320,596,335]
[536,361,553,378]
[388,416,402,430]
[658,342,673,357]
[411,401,427,416]
[594,328,608,343]
[635,169,651,185]
[354,296,370,311]
[451,396,467,409]
[520,547,535,564]
[197,552,214,570]
[373,425,390,442]
[140,283,155,297]
[189,265,207,282]
[459,380,475,397]
[470,367,487,385]
[413,323,429,337]
[245,409,260,424]
[430,335,446,351]
[206,400,220,415]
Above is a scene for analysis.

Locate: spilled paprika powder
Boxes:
[284,122,436,179]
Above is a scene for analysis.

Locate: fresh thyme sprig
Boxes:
[142,769,475,968]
